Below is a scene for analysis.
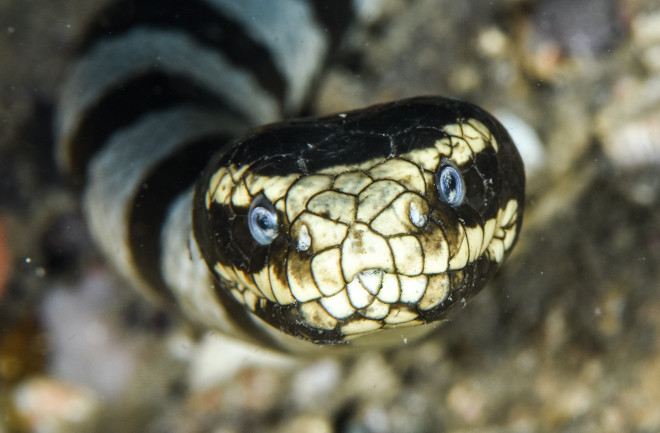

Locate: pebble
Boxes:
[596,77,660,169]
[40,271,137,398]
[632,10,660,71]
[446,381,486,424]
[291,358,342,408]
[531,0,623,58]
[495,109,546,179]
[342,352,401,401]
[11,376,100,433]
[187,333,297,391]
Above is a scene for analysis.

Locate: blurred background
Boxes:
[1,0,660,432]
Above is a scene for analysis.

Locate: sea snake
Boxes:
[56,0,525,352]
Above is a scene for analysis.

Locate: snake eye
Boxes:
[248,195,278,245]
[435,160,465,206]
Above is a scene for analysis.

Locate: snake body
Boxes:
[57,0,525,350]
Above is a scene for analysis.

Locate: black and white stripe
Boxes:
[57,0,356,348]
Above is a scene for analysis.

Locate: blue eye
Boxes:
[436,161,465,206]
[248,195,278,245]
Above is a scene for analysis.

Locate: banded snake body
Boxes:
[57,0,525,351]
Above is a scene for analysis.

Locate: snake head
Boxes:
[194,96,525,347]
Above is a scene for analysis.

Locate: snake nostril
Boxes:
[296,224,311,251]
[409,201,426,228]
